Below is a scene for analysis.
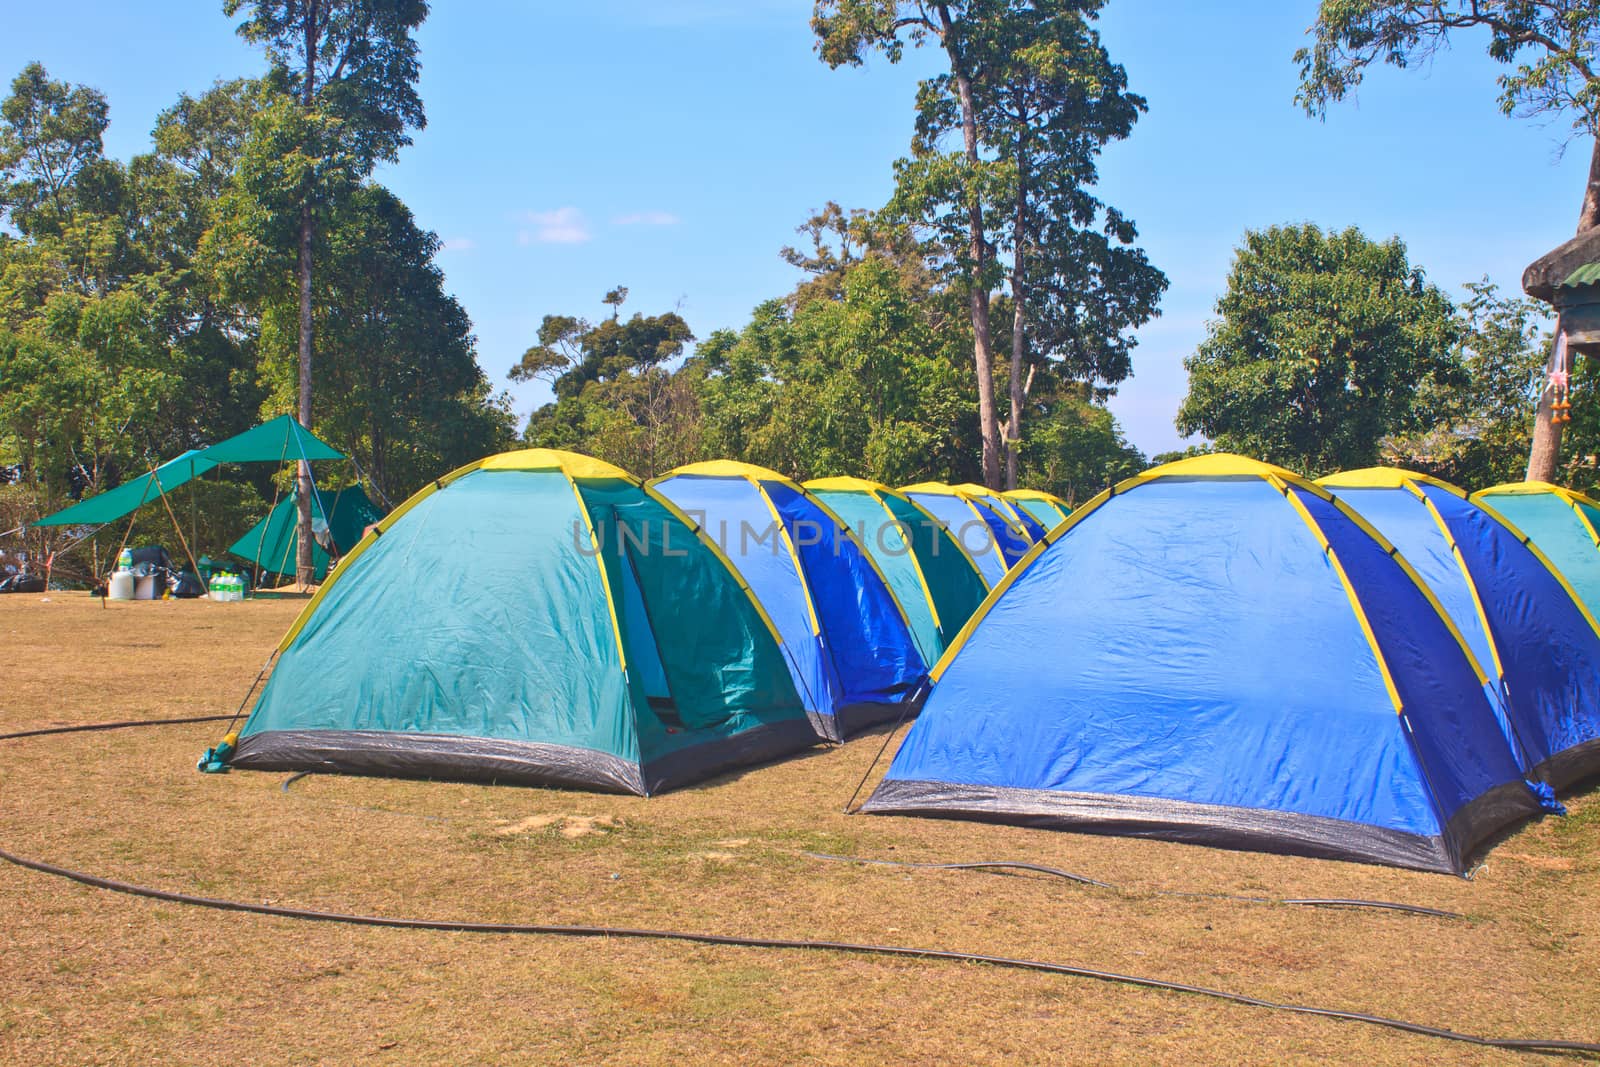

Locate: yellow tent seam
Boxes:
[1415,491,1509,691]
[897,492,993,588]
[775,475,920,637]
[869,488,943,634]
[747,476,823,637]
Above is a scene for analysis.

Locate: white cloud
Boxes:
[613,210,681,227]
[519,207,591,245]
[440,237,475,253]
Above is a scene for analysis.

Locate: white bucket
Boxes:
[134,574,157,600]
[107,572,135,601]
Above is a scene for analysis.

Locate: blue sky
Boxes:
[4,1,1586,456]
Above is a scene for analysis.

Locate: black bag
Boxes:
[171,570,206,599]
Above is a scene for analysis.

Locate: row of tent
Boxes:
[212,453,1064,789]
[207,449,1600,874]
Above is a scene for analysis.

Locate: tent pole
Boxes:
[189,457,198,559]
[154,479,206,596]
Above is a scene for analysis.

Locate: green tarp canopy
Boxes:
[32,417,344,528]
[32,450,219,527]
[197,414,344,465]
[230,485,381,582]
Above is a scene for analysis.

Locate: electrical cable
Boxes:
[1,716,1595,1057]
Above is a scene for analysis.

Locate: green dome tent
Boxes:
[229,485,382,582]
[214,449,817,795]
[1472,482,1600,622]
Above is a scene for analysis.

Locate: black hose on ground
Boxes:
[0,715,235,742]
[2,716,1596,1058]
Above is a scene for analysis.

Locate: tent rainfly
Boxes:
[804,476,989,665]
[866,455,1545,874]
[211,450,817,795]
[898,483,1017,584]
[1003,489,1072,532]
[1471,482,1600,623]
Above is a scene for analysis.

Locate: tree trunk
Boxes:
[1006,146,1029,492]
[937,4,1002,489]
[294,4,319,587]
[1527,134,1600,482]
[295,203,316,586]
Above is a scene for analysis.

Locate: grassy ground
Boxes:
[2,593,1596,1065]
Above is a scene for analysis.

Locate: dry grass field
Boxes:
[2,593,1597,1065]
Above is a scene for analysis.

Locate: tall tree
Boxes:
[0,62,113,238]
[1177,224,1462,475]
[1296,0,1600,482]
[224,0,427,583]
[813,0,1161,488]
[928,4,1163,487]
[814,1,1008,486]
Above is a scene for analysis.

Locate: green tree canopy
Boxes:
[1176,223,1462,475]
[1382,281,1551,488]
[1295,0,1600,482]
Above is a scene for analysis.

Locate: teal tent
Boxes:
[1472,482,1600,621]
[804,476,989,665]
[220,449,817,795]
[230,485,382,582]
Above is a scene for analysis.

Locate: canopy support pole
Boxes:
[102,469,162,608]
[154,479,207,597]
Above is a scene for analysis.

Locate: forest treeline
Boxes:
[2,0,1595,584]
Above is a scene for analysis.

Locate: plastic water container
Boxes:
[117,548,134,571]
[107,571,135,600]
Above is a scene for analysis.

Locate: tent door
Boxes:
[612,510,679,727]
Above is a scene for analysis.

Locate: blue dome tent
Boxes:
[865,455,1542,874]
[1323,469,1600,791]
[898,483,1017,584]
[1003,489,1072,533]
[651,461,927,742]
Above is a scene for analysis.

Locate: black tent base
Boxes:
[232,719,822,797]
[861,778,1543,875]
